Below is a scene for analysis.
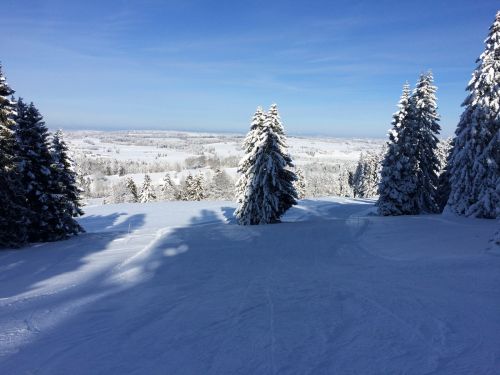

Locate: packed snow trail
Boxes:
[0,199,499,374]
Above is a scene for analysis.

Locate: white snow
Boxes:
[65,130,386,163]
[0,199,499,374]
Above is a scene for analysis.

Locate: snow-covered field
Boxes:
[1,199,499,374]
[65,130,387,202]
[66,130,385,164]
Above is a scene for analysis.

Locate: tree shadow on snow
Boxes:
[221,206,237,224]
[0,200,377,374]
[285,199,373,222]
[0,212,146,299]
[0,208,270,373]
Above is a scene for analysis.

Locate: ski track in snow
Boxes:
[0,198,499,374]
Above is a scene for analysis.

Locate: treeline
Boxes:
[84,160,360,202]
[88,140,452,204]
[105,169,235,204]
[0,65,83,247]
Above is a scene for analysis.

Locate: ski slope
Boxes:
[0,199,499,374]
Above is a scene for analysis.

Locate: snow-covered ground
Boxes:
[66,130,386,163]
[67,130,387,202]
[0,199,499,374]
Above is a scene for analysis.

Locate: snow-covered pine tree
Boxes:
[366,152,381,197]
[180,174,194,201]
[377,83,415,216]
[108,179,129,204]
[16,100,77,241]
[192,174,206,201]
[338,165,353,197]
[0,65,28,247]
[378,83,419,215]
[407,71,441,213]
[235,104,297,225]
[158,173,177,201]
[435,138,454,212]
[353,151,380,198]
[294,167,307,199]
[78,174,92,198]
[266,103,287,136]
[125,177,139,202]
[140,174,156,203]
[235,107,265,200]
[352,153,366,198]
[51,129,84,234]
[436,138,453,174]
[447,11,500,219]
[209,168,234,200]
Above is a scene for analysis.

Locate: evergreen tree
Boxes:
[107,179,129,204]
[158,173,177,201]
[209,168,234,200]
[377,83,416,215]
[16,100,77,241]
[51,129,84,234]
[235,104,297,225]
[266,103,287,136]
[0,64,27,247]
[235,107,265,199]
[447,11,500,219]
[436,138,453,174]
[191,174,206,201]
[294,167,307,199]
[435,138,454,212]
[180,173,205,201]
[125,177,139,202]
[179,173,205,201]
[353,151,380,198]
[139,174,156,203]
[77,174,91,198]
[338,166,353,197]
[408,72,441,213]
[352,153,366,198]
[180,174,195,201]
[378,75,441,216]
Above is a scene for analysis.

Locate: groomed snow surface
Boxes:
[1,198,499,374]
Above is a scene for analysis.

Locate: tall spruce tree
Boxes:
[210,168,234,200]
[0,65,28,247]
[158,173,177,201]
[192,174,206,201]
[408,72,441,213]
[51,129,84,234]
[107,179,129,204]
[436,139,454,212]
[140,174,156,203]
[235,104,297,225]
[235,107,265,200]
[353,151,380,198]
[16,100,73,241]
[294,167,307,199]
[125,177,139,202]
[377,83,418,215]
[447,11,500,219]
[338,166,353,198]
[180,174,195,201]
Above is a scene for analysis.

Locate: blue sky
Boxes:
[1,0,498,137]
